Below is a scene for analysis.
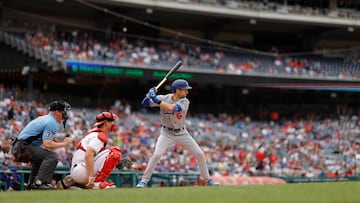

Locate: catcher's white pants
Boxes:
[70,149,109,184]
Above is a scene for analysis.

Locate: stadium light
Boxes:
[330,92,337,98]
[146,8,153,14]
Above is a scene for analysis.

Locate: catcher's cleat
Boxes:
[56,175,75,189]
[93,182,116,189]
[116,158,133,170]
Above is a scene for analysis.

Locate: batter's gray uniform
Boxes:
[139,93,211,184]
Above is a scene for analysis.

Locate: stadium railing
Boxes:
[1,167,201,190]
[2,168,358,190]
[280,176,359,183]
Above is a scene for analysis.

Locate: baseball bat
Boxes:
[154,59,183,91]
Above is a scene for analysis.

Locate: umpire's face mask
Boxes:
[61,111,69,129]
[62,102,71,129]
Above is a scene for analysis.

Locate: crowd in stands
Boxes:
[1,84,360,191]
[1,22,359,81]
[1,5,360,189]
[170,0,360,20]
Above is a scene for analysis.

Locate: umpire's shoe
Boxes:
[31,180,55,190]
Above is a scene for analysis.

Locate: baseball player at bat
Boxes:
[136,79,220,188]
[56,111,133,189]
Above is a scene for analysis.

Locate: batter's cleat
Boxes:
[136,181,146,188]
[93,182,116,189]
[116,158,133,170]
[206,179,220,186]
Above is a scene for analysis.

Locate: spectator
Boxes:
[0,161,11,191]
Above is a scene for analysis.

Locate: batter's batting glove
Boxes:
[116,158,133,170]
[150,87,157,93]
[148,88,161,104]
[146,88,155,99]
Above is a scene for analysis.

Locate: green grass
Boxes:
[1,182,360,203]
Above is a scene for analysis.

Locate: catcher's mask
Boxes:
[95,111,118,132]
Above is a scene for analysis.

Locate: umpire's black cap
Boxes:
[49,100,71,112]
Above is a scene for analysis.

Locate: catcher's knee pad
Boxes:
[95,147,122,182]
[56,175,75,189]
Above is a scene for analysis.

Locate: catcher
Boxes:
[56,111,132,189]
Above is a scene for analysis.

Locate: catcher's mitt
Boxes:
[116,158,133,170]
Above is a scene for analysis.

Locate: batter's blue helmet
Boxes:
[171,79,192,92]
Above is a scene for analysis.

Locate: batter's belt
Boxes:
[161,125,185,133]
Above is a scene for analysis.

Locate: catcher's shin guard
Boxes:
[95,146,122,182]
[56,175,75,189]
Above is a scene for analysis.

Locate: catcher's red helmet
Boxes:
[94,112,117,127]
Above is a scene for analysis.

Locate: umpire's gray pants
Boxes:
[28,145,58,185]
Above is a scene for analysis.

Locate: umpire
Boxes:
[11,100,73,190]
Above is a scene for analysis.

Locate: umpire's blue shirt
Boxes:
[17,113,59,146]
